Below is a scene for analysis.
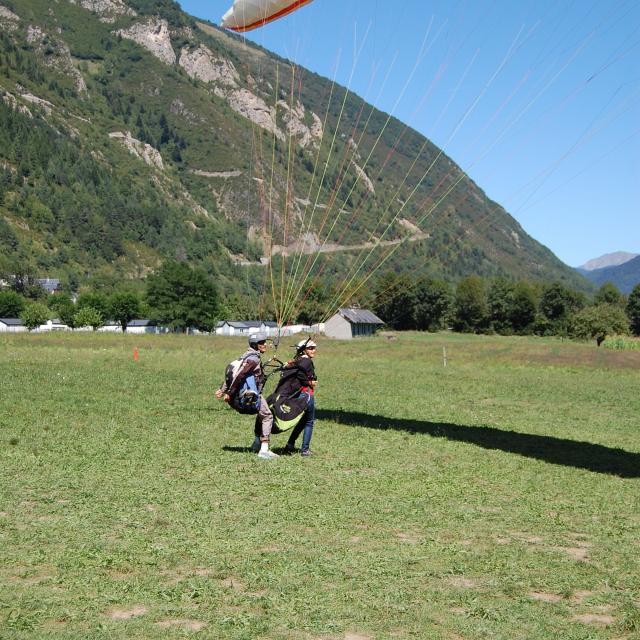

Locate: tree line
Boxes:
[1,263,639,343]
[369,273,640,344]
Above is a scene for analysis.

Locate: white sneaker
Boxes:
[251,437,260,452]
[257,449,279,460]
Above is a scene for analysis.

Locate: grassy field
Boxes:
[1,332,639,639]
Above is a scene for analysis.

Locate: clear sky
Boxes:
[178,0,639,267]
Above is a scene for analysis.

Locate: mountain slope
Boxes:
[0,0,589,301]
[579,252,638,271]
[577,255,640,294]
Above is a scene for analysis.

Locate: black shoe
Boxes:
[283,444,296,454]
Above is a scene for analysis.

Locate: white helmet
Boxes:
[295,338,317,351]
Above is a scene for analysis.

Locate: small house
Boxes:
[126,319,163,334]
[0,318,26,333]
[97,320,122,333]
[37,318,70,332]
[216,320,280,337]
[35,278,62,295]
[324,308,384,340]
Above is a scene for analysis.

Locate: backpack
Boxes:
[224,355,261,414]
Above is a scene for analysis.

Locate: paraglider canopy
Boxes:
[221,0,313,33]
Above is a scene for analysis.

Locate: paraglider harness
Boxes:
[266,338,316,432]
[224,346,285,415]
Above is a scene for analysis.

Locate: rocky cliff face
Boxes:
[108,131,164,169]
[0,4,19,31]
[116,18,176,66]
[179,44,239,87]
[26,25,87,93]
[69,0,136,23]
[113,16,327,147]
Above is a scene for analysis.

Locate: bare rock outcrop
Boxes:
[178,45,239,87]
[225,88,284,141]
[192,169,242,179]
[351,160,375,194]
[0,4,19,31]
[26,25,87,93]
[116,18,176,66]
[1,89,33,117]
[278,98,322,148]
[20,92,55,115]
[68,0,136,23]
[109,131,164,170]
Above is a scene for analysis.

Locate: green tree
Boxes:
[626,284,640,336]
[146,261,221,332]
[109,291,141,332]
[510,281,537,334]
[594,282,624,307]
[48,293,76,328]
[77,292,110,319]
[488,278,515,334]
[0,290,25,317]
[453,276,488,333]
[570,304,629,346]
[21,302,49,331]
[371,273,416,330]
[413,279,452,331]
[74,306,103,331]
[295,284,330,325]
[538,282,584,336]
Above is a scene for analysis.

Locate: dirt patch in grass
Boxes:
[553,546,590,561]
[107,605,148,620]
[8,567,56,585]
[220,576,246,591]
[395,532,422,544]
[528,592,563,603]
[570,590,595,603]
[344,633,373,640]
[447,576,477,589]
[573,613,614,625]
[155,619,207,631]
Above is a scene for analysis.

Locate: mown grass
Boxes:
[1,332,639,639]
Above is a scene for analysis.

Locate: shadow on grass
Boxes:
[317,409,640,478]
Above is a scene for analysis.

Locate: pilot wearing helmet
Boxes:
[215,332,278,460]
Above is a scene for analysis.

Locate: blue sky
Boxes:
[178,0,639,267]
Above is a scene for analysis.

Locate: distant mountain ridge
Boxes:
[0,0,589,298]
[579,252,638,271]
[577,255,640,294]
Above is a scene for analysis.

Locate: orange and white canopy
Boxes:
[221,0,313,32]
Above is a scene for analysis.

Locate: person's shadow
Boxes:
[316,408,640,478]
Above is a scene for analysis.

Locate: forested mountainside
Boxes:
[0,0,589,300]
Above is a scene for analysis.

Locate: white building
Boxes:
[37,319,70,332]
[125,319,165,334]
[216,320,279,337]
[0,318,26,333]
[324,308,384,340]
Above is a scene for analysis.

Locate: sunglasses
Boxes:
[306,346,317,350]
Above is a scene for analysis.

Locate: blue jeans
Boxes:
[287,392,315,452]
